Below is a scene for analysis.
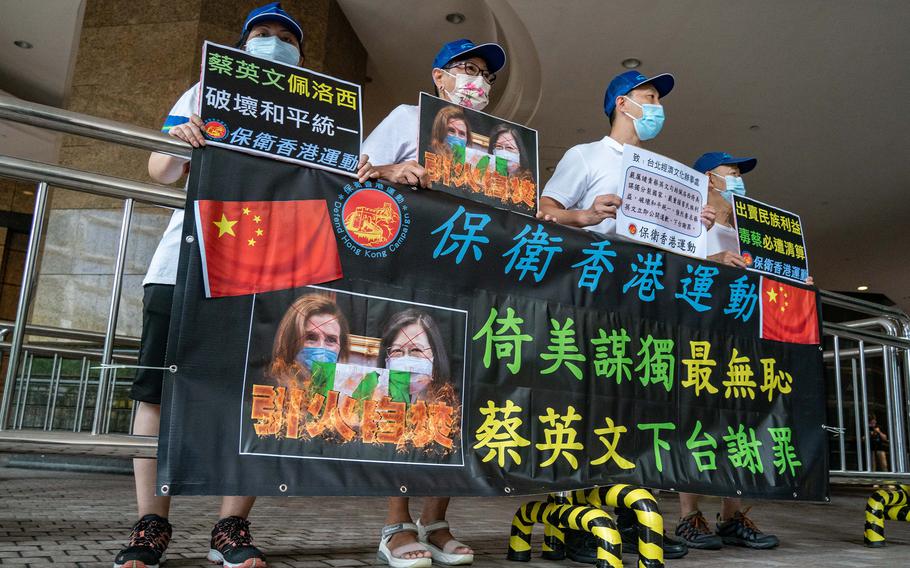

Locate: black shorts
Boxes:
[130,284,175,404]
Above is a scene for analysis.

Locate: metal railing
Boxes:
[820,290,910,479]
[0,94,909,480]
[0,93,188,445]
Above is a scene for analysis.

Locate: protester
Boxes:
[668,151,780,552]
[538,69,715,236]
[113,4,304,568]
[357,38,505,190]
[694,151,815,285]
[539,69,716,562]
[357,37,506,568]
[694,151,756,267]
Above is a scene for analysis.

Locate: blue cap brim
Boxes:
[444,42,507,74]
[246,13,304,43]
[723,157,757,174]
[631,73,675,99]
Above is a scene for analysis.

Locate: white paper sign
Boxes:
[615,144,708,258]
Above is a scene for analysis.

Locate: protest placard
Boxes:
[732,195,809,283]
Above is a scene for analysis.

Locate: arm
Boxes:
[539,195,620,228]
[148,114,206,185]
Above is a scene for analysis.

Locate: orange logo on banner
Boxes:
[204,120,228,140]
[342,189,401,248]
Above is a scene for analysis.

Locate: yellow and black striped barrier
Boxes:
[567,484,664,568]
[864,484,910,547]
[541,493,568,560]
[507,499,623,568]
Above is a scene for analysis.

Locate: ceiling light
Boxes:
[14,40,33,49]
[621,58,641,69]
[749,125,760,131]
[446,13,466,24]
[546,166,556,173]
[857,285,869,291]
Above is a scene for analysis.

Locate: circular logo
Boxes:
[628,223,637,235]
[203,119,228,141]
[331,182,410,258]
[741,251,753,266]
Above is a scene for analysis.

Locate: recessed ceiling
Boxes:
[338,0,910,312]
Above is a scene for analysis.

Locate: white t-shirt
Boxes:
[541,136,625,235]
[707,222,740,256]
[142,83,198,287]
[361,104,419,166]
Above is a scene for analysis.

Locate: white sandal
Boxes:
[378,522,432,568]
[417,519,474,566]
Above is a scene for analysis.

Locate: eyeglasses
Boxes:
[387,345,433,359]
[445,61,496,83]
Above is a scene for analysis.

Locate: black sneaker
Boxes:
[616,507,688,560]
[675,511,723,550]
[715,509,779,549]
[113,513,172,568]
[207,516,268,568]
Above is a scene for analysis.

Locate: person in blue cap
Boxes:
[693,151,758,267]
[673,153,782,552]
[361,38,506,568]
[693,152,814,284]
[357,38,507,190]
[538,70,715,234]
[113,4,303,568]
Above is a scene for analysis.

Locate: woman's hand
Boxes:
[168,114,207,147]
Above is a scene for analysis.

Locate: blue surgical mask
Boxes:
[622,97,665,141]
[445,134,466,149]
[713,172,746,201]
[296,346,338,370]
[245,36,300,66]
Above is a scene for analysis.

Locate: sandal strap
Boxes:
[442,538,470,554]
[391,541,429,558]
[382,522,420,539]
[419,519,450,534]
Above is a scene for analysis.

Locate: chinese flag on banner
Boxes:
[760,277,819,344]
[194,199,342,298]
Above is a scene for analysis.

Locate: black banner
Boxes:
[159,147,828,501]
[199,42,362,175]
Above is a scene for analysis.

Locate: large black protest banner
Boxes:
[158,146,828,501]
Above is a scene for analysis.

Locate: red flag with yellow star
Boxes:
[194,199,342,298]
[760,277,819,344]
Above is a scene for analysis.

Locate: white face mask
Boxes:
[245,35,300,66]
[441,69,490,110]
[494,148,520,163]
[387,355,433,377]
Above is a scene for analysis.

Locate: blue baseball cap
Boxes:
[432,38,507,75]
[692,152,758,175]
[242,2,304,44]
[603,70,675,117]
